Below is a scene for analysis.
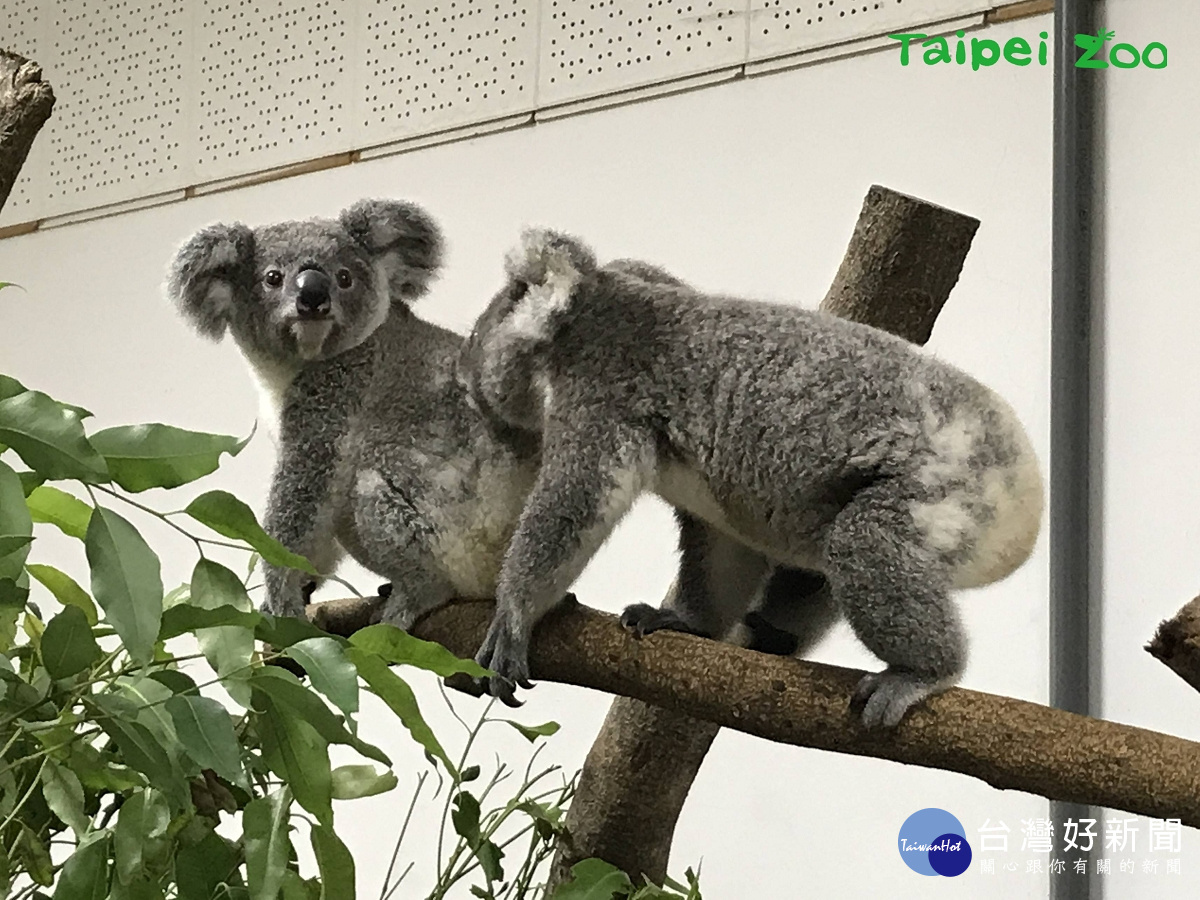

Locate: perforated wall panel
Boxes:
[36,0,191,217]
[537,0,750,107]
[355,0,538,148]
[193,0,358,180]
[0,0,1013,225]
[0,0,47,226]
[747,0,990,61]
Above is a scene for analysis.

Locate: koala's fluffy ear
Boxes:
[604,258,687,288]
[503,228,597,297]
[166,223,255,340]
[339,199,444,301]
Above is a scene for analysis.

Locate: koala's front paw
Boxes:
[850,668,945,729]
[474,614,533,708]
[619,603,708,639]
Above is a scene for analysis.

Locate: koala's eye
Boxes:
[336,269,353,289]
[264,269,284,288]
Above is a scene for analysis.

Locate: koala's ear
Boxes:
[503,228,597,296]
[604,258,687,289]
[339,199,444,301]
[166,223,255,340]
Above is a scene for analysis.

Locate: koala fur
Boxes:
[458,229,1044,727]
[166,201,833,678]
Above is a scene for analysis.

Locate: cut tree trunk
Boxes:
[0,49,54,216]
[1147,594,1200,696]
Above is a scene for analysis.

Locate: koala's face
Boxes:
[168,199,443,365]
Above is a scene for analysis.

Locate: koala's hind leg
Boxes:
[744,568,839,657]
[823,477,966,729]
[621,512,774,642]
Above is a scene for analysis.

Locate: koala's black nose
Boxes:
[295,269,332,318]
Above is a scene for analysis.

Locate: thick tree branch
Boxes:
[0,49,54,215]
[312,595,1200,827]
[1147,594,1200,696]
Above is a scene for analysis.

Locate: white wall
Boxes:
[11,8,1190,896]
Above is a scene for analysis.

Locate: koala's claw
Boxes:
[619,603,707,639]
[473,615,534,707]
[851,668,943,729]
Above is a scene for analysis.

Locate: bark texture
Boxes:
[1147,594,1200,696]
[311,595,1200,828]
[0,49,54,216]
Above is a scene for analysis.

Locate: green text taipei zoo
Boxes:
[888,29,1167,70]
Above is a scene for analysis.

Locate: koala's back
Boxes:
[559,275,1042,583]
[335,312,538,599]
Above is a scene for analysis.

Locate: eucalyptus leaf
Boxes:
[91,696,189,810]
[503,719,561,743]
[184,491,315,573]
[0,460,33,581]
[0,373,92,419]
[166,694,245,787]
[25,485,93,540]
[41,760,89,835]
[15,822,54,887]
[85,506,163,664]
[41,606,101,679]
[113,789,170,885]
[17,470,46,495]
[0,391,109,482]
[174,830,240,900]
[26,564,98,625]
[244,788,292,900]
[52,831,110,900]
[348,624,488,678]
[89,424,250,493]
[549,859,635,900]
[285,637,359,718]
[347,648,454,776]
[310,824,355,900]
[258,694,333,826]
[187,560,256,707]
[330,765,397,800]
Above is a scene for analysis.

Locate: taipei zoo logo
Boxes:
[898,808,973,877]
[888,28,1167,70]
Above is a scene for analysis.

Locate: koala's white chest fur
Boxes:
[235,340,300,445]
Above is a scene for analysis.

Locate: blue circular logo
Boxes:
[897,809,972,877]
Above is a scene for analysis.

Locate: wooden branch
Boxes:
[311,595,1200,827]
[0,49,55,216]
[1147,594,1200,695]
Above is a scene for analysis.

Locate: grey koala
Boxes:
[458,228,1044,727]
[165,200,830,677]
[166,199,539,629]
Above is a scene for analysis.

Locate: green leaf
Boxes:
[91,697,189,810]
[258,695,333,826]
[26,564,98,624]
[0,373,91,419]
[14,822,55,886]
[285,637,359,717]
[146,668,198,694]
[503,720,561,743]
[452,791,482,846]
[347,648,454,776]
[185,560,257,707]
[348,624,488,677]
[159,603,262,641]
[110,877,166,900]
[25,485,93,540]
[174,829,240,900]
[476,840,505,884]
[330,765,397,800]
[17,470,46,495]
[0,460,33,581]
[550,859,635,900]
[0,391,109,482]
[184,492,315,573]
[52,831,110,900]
[254,613,328,649]
[86,506,163,664]
[89,424,250,493]
[113,788,170,885]
[244,788,292,900]
[249,668,388,766]
[310,825,355,900]
[166,694,245,787]
[41,606,101,678]
[41,760,89,835]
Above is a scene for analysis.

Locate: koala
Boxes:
[458,229,1044,727]
[166,199,540,629]
[166,200,831,678]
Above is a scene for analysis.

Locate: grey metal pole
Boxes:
[1050,1,1100,898]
